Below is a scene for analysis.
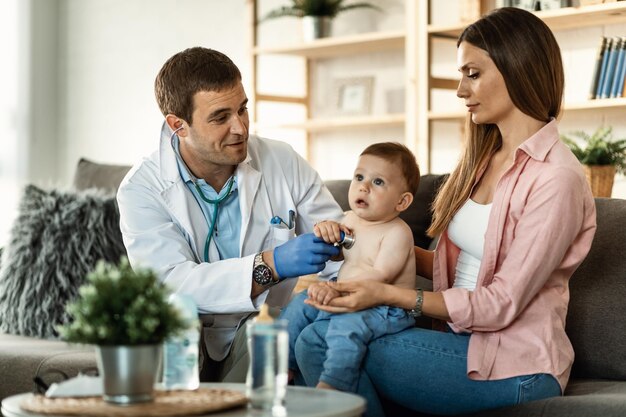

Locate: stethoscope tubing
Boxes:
[170,126,235,262]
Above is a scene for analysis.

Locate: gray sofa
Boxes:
[0,159,624,417]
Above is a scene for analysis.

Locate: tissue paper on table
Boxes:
[45,375,103,398]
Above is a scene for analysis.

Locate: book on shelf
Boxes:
[610,37,626,98]
[594,37,612,99]
[589,37,608,100]
[591,36,626,100]
[600,37,622,99]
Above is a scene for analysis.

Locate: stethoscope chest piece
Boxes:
[336,232,355,250]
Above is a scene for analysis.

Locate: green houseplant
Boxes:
[261,0,381,41]
[561,126,626,197]
[58,257,186,405]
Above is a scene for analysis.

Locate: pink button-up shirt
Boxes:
[434,120,596,392]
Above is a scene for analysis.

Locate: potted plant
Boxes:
[58,257,186,405]
[561,126,626,197]
[261,0,381,42]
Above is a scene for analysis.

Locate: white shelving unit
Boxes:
[424,1,626,172]
[248,0,626,173]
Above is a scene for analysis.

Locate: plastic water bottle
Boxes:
[163,294,200,390]
[246,304,288,416]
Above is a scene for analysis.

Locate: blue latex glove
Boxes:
[273,233,340,279]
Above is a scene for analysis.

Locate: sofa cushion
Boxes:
[0,185,127,338]
[73,158,131,192]
[324,174,445,249]
[0,333,96,401]
[566,197,626,381]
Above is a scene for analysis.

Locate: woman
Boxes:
[295,7,597,416]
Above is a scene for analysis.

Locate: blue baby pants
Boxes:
[279,290,415,392]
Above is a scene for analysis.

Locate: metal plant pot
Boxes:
[96,344,162,405]
[302,16,332,42]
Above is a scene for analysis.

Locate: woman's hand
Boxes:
[304,280,389,313]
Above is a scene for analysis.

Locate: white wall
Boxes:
[55,0,249,184]
[0,0,22,246]
[24,0,626,198]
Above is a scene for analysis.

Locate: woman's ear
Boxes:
[396,192,414,213]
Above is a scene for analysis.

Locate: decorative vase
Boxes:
[302,16,332,42]
[96,344,162,405]
[583,165,615,198]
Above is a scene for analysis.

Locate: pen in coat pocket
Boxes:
[288,210,295,229]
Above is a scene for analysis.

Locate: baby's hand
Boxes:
[314,221,351,245]
[307,281,340,305]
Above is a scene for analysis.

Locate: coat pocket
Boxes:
[270,225,295,247]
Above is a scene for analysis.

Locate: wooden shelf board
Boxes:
[428,110,466,121]
[431,77,459,90]
[429,98,626,120]
[254,30,405,59]
[256,93,307,105]
[564,97,626,111]
[428,2,626,38]
[259,114,405,132]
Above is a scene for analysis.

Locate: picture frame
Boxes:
[500,0,570,10]
[539,0,570,10]
[333,76,374,115]
[510,0,538,10]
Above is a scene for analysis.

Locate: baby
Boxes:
[279,142,419,392]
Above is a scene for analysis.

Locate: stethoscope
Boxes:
[170,126,235,262]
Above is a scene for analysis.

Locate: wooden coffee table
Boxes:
[1,382,366,417]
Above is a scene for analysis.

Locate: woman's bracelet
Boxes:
[407,288,424,318]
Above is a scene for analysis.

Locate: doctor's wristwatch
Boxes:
[253,252,279,288]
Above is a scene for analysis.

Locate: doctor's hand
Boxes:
[273,233,340,279]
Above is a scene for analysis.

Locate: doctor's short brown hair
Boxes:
[154,47,242,125]
[360,142,420,197]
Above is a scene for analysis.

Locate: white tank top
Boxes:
[447,198,492,291]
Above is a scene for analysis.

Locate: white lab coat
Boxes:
[117,124,343,360]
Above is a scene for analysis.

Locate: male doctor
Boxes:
[116,47,343,382]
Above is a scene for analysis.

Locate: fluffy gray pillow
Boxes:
[0,185,126,338]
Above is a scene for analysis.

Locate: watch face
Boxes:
[254,265,273,286]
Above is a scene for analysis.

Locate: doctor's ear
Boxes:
[165,114,187,136]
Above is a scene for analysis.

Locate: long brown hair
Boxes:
[428,7,564,237]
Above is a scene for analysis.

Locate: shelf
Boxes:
[428,98,626,121]
[428,109,466,121]
[428,2,626,38]
[253,30,405,59]
[564,97,626,111]
[259,114,405,132]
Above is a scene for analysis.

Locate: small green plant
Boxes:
[561,126,626,175]
[261,0,381,20]
[58,257,186,346]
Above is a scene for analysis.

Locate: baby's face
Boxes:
[348,154,410,222]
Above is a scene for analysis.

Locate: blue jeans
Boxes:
[294,321,561,417]
[281,291,414,392]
